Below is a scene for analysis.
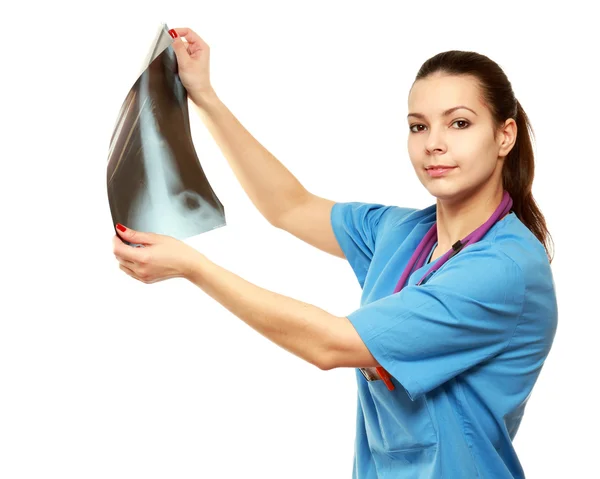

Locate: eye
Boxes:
[409,124,425,133]
[452,120,470,129]
[409,120,470,134]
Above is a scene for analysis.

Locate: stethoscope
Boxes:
[361,190,514,390]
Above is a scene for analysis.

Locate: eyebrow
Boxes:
[407,105,478,120]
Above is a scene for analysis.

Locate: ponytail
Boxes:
[502,100,554,263]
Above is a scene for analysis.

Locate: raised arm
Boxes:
[169,27,344,258]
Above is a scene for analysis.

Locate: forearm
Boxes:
[191,92,308,225]
[184,251,347,369]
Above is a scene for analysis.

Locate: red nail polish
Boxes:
[168,29,178,39]
[116,224,126,232]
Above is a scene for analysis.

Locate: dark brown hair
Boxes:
[413,51,554,263]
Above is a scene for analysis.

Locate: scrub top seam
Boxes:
[454,379,482,478]
[386,205,436,235]
[360,289,442,343]
[380,345,425,401]
[493,248,527,351]
[485,220,527,351]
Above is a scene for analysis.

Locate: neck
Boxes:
[435,183,505,251]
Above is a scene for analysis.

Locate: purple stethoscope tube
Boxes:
[363,190,513,391]
[394,190,513,293]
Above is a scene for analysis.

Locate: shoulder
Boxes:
[331,201,436,242]
[470,213,558,350]
[487,213,554,288]
[445,214,557,325]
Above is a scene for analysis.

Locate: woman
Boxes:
[113,27,558,478]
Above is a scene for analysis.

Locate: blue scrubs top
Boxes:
[330,201,558,479]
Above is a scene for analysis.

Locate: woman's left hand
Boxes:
[112,224,202,284]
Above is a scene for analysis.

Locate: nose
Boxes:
[425,128,447,155]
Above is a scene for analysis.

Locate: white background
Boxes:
[1,1,597,477]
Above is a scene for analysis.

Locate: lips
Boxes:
[426,166,456,177]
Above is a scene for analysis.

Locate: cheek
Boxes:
[407,139,422,168]
[457,141,495,171]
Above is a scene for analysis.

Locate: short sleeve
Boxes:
[346,244,525,401]
[330,202,415,287]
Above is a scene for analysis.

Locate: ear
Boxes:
[497,118,517,158]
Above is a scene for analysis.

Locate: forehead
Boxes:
[408,74,484,115]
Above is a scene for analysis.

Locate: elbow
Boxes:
[317,358,333,371]
[316,358,335,372]
[267,211,291,231]
[315,345,339,371]
[317,318,378,371]
[266,214,281,229]
[315,316,355,371]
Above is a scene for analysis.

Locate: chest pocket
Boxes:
[365,380,438,453]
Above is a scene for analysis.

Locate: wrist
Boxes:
[182,250,210,283]
[189,88,220,111]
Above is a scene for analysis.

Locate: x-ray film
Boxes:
[107,23,226,247]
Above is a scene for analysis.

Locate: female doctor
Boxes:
[112,27,558,478]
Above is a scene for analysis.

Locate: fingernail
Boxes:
[168,29,178,39]
[116,224,126,232]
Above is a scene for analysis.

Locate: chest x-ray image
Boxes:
[107,23,226,247]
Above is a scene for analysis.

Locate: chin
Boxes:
[423,181,466,202]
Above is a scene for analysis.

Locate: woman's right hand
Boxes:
[168,27,216,106]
